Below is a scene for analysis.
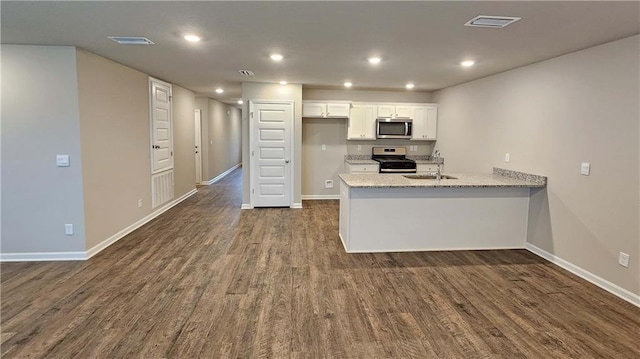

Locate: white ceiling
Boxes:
[2,1,639,105]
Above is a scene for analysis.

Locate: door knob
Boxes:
[285,160,290,163]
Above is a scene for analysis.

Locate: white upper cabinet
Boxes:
[348,104,376,140]
[302,101,351,118]
[411,105,438,140]
[376,104,412,118]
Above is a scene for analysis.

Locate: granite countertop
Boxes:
[414,159,439,164]
[339,168,547,189]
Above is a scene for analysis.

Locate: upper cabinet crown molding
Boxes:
[302,101,351,118]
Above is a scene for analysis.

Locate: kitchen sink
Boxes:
[403,174,458,180]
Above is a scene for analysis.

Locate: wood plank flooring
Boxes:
[2,168,639,358]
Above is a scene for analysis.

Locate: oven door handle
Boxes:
[380,168,417,173]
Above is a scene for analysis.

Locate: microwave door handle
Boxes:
[405,122,409,136]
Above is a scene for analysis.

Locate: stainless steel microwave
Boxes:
[376,118,413,139]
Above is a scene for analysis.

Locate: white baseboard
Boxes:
[291,202,303,209]
[526,243,640,308]
[85,188,198,259]
[0,188,198,262]
[0,251,86,262]
[241,203,253,210]
[301,195,340,200]
[203,163,241,185]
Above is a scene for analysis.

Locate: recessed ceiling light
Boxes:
[464,15,521,28]
[461,60,475,67]
[270,53,283,61]
[237,100,243,105]
[279,81,288,85]
[405,83,415,89]
[215,88,224,94]
[184,34,201,42]
[344,82,353,88]
[368,57,382,64]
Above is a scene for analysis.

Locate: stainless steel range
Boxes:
[372,147,417,173]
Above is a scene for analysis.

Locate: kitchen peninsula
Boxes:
[338,168,546,253]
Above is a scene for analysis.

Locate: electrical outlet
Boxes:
[325,180,334,189]
[65,224,73,235]
[504,153,510,163]
[581,162,590,176]
[357,145,362,151]
[138,199,143,208]
[322,144,326,151]
[618,252,630,268]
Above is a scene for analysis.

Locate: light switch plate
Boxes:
[504,153,510,163]
[581,162,590,175]
[321,144,326,151]
[64,224,73,235]
[56,154,70,167]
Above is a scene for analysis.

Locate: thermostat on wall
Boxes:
[56,154,70,167]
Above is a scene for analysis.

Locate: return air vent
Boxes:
[238,69,255,76]
[464,15,521,28]
[108,36,155,45]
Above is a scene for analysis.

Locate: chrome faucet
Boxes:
[433,150,442,180]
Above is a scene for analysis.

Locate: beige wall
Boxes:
[1,45,87,253]
[303,88,432,103]
[172,85,196,196]
[76,50,152,250]
[242,82,303,206]
[433,35,640,295]
[206,98,242,180]
[77,50,195,250]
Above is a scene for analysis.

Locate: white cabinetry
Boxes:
[348,104,376,140]
[377,104,412,118]
[411,105,438,140]
[345,162,379,174]
[302,101,351,118]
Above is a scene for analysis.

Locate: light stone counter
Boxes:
[338,168,547,253]
[339,171,546,189]
[344,159,378,165]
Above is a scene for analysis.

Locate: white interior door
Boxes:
[194,109,202,184]
[150,78,173,173]
[250,101,293,207]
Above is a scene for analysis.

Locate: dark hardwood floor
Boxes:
[2,168,639,358]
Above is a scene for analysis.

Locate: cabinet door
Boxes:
[347,106,364,139]
[395,105,412,118]
[424,106,438,140]
[327,103,350,118]
[411,105,438,140]
[302,102,326,117]
[377,104,395,118]
[348,105,376,139]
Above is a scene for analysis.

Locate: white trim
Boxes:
[241,203,253,210]
[0,188,198,262]
[344,246,525,254]
[301,195,340,200]
[291,203,303,209]
[526,243,640,308]
[203,163,241,185]
[0,251,86,262]
[86,188,197,259]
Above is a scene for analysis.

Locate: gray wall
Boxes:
[242,82,303,207]
[433,35,640,296]
[1,45,87,253]
[171,85,197,196]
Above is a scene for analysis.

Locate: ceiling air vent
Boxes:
[108,36,155,45]
[464,15,521,28]
[238,70,255,76]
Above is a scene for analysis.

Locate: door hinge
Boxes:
[169,96,173,101]
[171,151,173,156]
[252,188,254,194]
[251,150,254,157]
[250,112,254,118]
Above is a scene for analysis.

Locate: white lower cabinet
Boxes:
[345,162,379,174]
[348,105,376,139]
